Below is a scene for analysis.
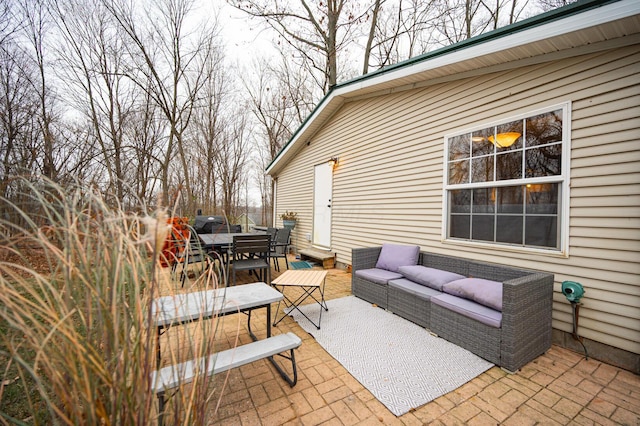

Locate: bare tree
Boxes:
[362,0,384,74]
[480,0,530,29]
[432,0,482,43]
[125,89,166,208]
[214,109,250,219]
[536,0,577,12]
[228,0,373,94]
[243,55,306,224]
[190,45,229,215]
[104,0,220,214]
[51,0,137,203]
[1,0,92,207]
[17,0,60,181]
[0,1,18,47]
[363,0,440,70]
[434,0,547,45]
[54,120,101,188]
[244,58,299,160]
[0,43,39,198]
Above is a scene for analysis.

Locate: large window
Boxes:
[445,106,568,252]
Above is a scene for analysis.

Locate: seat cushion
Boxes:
[442,278,503,311]
[232,259,270,271]
[398,265,466,291]
[431,294,502,328]
[388,278,442,301]
[354,268,403,285]
[375,244,420,272]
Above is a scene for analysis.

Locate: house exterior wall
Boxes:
[274,45,640,357]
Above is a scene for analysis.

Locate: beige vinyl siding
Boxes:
[275,45,640,354]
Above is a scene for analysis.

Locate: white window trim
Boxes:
[441,102,571,257]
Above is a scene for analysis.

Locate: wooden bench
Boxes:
[152,332,301,424]
[299,248,335,269]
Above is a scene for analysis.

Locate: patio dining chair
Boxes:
[171,225,211,287]
[266,227,278,242]
[230,234,271,286]
[228,224,242,233]
[205,224,242,266]
[270,227,291,272]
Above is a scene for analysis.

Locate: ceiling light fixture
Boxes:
[488,132,521,148]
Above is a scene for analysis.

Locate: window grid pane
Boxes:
[448,134,469,161]
[472,128,493,157]
[449,159,470,185]
[525,144,562,178]
[495,120,523,151]
[526,109,562,147]
[497,216,523,245]
[472,215,494,242]
[471,156,494,183]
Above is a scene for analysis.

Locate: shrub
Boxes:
[0,178,224,425]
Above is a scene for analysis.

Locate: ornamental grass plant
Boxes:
[0,178,229,425]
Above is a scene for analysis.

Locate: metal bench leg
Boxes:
[268,347,298,387]
[157,392,166,426]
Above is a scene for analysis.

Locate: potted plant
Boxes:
[280,210,298,229]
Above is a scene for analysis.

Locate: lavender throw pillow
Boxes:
[375,244,420,272]
[442,278,503,311]
[398,265,465,291]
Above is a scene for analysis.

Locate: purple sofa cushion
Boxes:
[431,294,502,328]
[355,268,403,285]
[398,265,465,291]
[375,244,420,272]
[442,278,503,311]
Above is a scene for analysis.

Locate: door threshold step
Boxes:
[298,249,335,269]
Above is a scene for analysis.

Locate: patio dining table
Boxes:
[199,232,269,274]
[198,232,266,252]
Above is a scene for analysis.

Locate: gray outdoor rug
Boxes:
[288,296,493,416]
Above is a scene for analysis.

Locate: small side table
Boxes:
[272,270,328,329]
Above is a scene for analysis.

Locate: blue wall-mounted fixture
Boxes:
[561,281,585,303]
[561,280,588,360]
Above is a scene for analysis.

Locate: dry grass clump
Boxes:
[0,178,222,425]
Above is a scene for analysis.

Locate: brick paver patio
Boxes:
[164,257,640,425]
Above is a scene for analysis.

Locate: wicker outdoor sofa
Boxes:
[351,245,554,372]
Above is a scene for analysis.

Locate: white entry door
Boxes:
[313,162,333,249]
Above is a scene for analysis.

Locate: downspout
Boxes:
[272,178,277,227]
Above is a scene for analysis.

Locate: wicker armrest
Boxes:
[351,247,382,272]
[501,272,554,372]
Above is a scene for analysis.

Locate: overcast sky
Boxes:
[216,3,276,68]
